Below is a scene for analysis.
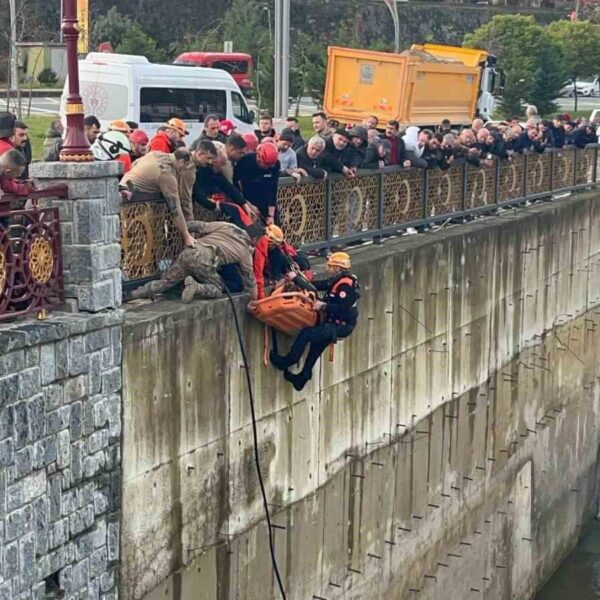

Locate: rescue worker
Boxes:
[267,252,359,391]
[130,129,149,160]
[127,220,258,302]
[149,118,188,153]
[233,141,280,224]
[120,148,199,247]
[253,224,312,299]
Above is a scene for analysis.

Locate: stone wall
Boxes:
[31,162,122,314]
[121,191,600,600]
[0,311,123,600]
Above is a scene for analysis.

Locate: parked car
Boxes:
[561,77,599,98]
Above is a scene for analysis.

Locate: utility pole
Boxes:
[273,0,290,119]
[8,0,20,115]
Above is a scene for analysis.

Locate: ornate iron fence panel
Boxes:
[552,148,576,191]
[465,164,496,209]
[121,200,183,281]
[427,167,464,216]
[119,146,600,288]
[382,169,424,226]
[575,147,596,185]
[526,153,552,196]
[277,179,327,247]
[498,155,525,202]
[330,174,379,239]
[0,206,64,321]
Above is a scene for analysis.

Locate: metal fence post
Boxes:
[573,148,578,187]
[549,150,554,191]
[594,147,599,184]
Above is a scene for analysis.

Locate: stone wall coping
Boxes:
[0,309,124,353]
[30,161,123,180]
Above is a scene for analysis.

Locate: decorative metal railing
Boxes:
[120,146,599,285]
[0,186,66,321]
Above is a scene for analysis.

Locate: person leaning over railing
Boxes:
[294,136,328,180]
[320,129,356,179]
[119,148,208,249]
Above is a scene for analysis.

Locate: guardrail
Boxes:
[120,145,599,285]
[0,186,66,321]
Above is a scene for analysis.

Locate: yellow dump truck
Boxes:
[323,44,500,128]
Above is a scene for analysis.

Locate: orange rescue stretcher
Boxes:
[251,285,318,336]
[251,285,338,367]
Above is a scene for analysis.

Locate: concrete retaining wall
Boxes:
[121,192,600,600]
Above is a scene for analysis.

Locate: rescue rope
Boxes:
[223,286,288,600]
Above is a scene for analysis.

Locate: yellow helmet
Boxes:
[265,224,284,245]
[327,251,351,269]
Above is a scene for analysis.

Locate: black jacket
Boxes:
[254,128,276,142]
[295,146,327,179]
[321,138,353,173]
[314,270,359,327]
[233,153,280,216]
[192,165,246,210]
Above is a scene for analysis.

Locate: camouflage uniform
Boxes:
[130,220,258,302]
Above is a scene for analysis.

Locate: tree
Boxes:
[116,25,166,63]
[546,20,600,112]
[464,15,567,117]
[91,6,134,50]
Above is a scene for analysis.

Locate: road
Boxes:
[0,95,62,117]
[2,95,598,119]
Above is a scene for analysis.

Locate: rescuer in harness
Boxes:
[254,224,313,299]
[269,251,359,391]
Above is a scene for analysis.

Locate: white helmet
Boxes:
[91,131,131,161]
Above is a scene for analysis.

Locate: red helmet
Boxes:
[256,142,278,168]
[242,132,259,152]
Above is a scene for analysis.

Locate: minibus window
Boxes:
[232,92,252,124]
[140,88,227,122]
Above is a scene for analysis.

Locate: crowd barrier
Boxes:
[120,146,599,285]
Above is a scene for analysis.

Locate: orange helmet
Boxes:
[266,224,284,245]
[327,251,351,270]
[108,119,131,136]
[256,142,278,168]
[165,118,189,137]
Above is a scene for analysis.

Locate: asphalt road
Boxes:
[2,94,598,119]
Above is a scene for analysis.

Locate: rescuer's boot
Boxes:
[283,368,310,391]
[182,276,200,303]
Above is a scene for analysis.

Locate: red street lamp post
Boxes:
[59,0,93,162]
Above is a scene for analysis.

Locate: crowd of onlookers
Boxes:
[1,104,599,229]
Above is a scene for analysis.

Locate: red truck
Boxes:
[174,52,253,96]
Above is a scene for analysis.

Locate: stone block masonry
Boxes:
[0,309,123,600]
[30,162,123,313]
